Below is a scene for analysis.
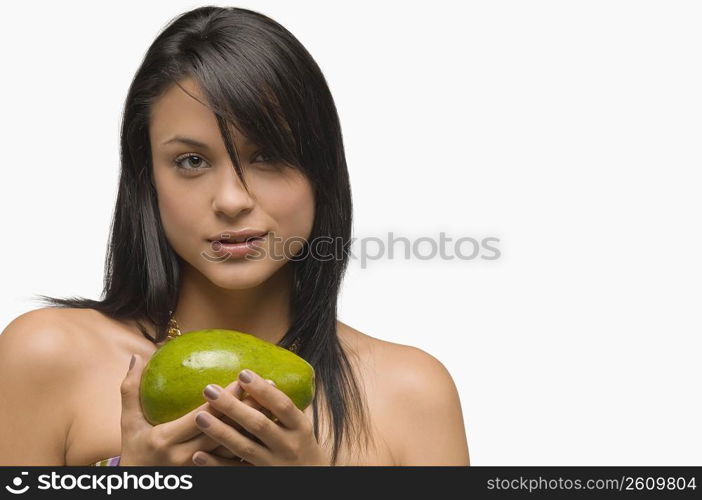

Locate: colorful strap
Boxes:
[91,455,121,466]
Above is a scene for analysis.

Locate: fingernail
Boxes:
[239,369,253,383]
[128,355,135,371]
[193,453,207,465]
[266,379,276,387]
[195,412,211,428]
[204,384,221,400]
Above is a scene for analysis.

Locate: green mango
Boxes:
[139,329,315,425]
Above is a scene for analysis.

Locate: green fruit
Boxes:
[139,329,315,425]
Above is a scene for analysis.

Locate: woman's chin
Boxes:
[205,270,269,291]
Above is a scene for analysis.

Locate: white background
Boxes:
[1,1,700,465]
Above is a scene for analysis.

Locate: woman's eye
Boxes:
[171,151,283,174]
[173,153,210,172]
[252,150,274,164]
[250,150,288,170]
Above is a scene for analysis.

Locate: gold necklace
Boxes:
[166,313,302,354]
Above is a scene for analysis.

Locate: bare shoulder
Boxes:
[336,321,470,466]
[337,320,454,387]
[0,307,85,370]
[0,307,97,465]
[0,307,131,388]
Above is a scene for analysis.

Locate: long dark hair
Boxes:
[34,5,372,465]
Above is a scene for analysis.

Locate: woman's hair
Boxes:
[35,5,372,464]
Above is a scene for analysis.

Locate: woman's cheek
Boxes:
[269,177,315,253]
[158,186,203,256]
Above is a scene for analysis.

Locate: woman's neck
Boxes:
[171,262,294,345]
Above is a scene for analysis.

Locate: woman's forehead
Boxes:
[150,81,257,151]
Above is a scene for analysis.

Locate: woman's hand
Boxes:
[119,354,249,466]
[191,369,329,466]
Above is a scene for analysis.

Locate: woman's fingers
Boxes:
[241,379,277,420]
[229,379,280,441]
[199,382,287,451]
[194,410,273,465]
[192,450,253,467]
[120,354,151,434]
[151,377,281,458]
[157,397,229,444]
[221,379,277,427]
[155,379,245,444]
[236,371,304,429]
[207,379,276,459]
[211,444,237,459]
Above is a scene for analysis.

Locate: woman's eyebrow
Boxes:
[162,135,255,149]
[162,136,212,150]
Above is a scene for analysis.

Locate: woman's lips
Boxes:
[208,234,267,258]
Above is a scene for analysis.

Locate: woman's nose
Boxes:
[211,165,256,216]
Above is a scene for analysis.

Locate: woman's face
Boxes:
[148,77,315,289]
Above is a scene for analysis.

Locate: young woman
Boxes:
[0,6,469,466]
